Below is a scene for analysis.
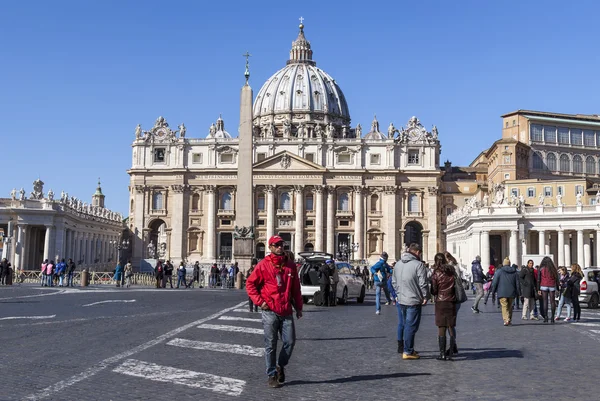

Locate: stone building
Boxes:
[445,109,600,270]
[0,180,124,270]
[127,23,443,266]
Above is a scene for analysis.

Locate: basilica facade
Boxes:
[128,23,443,266]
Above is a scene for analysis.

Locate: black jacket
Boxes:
[67,261,76,274]
[519,267,537,298]
[318,264,332,285]
[566,272,583,298]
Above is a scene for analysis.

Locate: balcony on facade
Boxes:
[150,209,167,216]
[336,210,353,217]
[217,209,235,217]
[406,211,423,218]
[277,209,294,216]
[368,210,383,217]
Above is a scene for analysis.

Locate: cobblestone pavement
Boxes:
[1,285,598,401]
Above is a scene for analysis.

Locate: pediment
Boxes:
[253,151,326,172]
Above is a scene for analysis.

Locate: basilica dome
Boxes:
[253,23,352,139]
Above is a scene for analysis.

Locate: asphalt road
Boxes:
[1,284,599,401]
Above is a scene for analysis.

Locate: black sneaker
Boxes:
[276,366,285,384]
[268,375,281,388]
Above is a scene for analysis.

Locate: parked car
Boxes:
[297,251,366,304]
[580,268,600,309]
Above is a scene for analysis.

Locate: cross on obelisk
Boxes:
[299,16,304,24]
[243,51,251,83]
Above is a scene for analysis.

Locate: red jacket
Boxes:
[246,254,303,316]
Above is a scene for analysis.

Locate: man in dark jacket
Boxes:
[164,260,174,288]
[66,259,76,287]
[471,256,485,313]
[329,261,339,306]
[318,260,332,306]
[491,257,521,326]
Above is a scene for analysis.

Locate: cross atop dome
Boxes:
[288,18,314,66]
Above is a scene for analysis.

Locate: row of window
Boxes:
[153,191,421,212]
[510,184,584,198]
[532,152,600,174]
[530,124,600,147]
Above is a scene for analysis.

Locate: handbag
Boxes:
[454,273,468,303]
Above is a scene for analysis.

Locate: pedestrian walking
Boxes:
[46,261,55,287]
[210,263,219,288]
[491,257,520,326]
[124,260,133,288]
[192,261,200,288]
[537,256,559,324]
[519,259,538,320]
[41,259,48,286]
[555,267,572,321]
[392,243,429,360]
[371,252,392,315]
[114,262,123,287]
[164,260,174,288]
[444,251,460,355]
[220,264,228,289]
[483,264,496,306]
[0,258,8,285]
[246,235,303,388]
[155,261,164,288]
[66,258,76,287]
[318,259,332,306]
[330,261,339,306]
[56,259,66,287]
[177,262,187,288]
[512,264,522,310]
[361,265,370,289]
[431,253,457,361]
[471,256,485,313]
[568,263,583,322]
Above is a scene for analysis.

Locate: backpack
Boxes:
[313,290,324,306]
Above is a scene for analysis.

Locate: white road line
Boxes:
[24,300,247,401]
[0,290,66,301]
[572,322,600,327]
[590,330,600,334]
[232,308,256,313]
[82,300,136,307]
[218,315,262,323]
[167,338,264,357]
[0,315,56,321]
[198,324,264,335]
[113,359,245,396]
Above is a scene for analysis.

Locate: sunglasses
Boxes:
[271,242,284,248]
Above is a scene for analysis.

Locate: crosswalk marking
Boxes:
[198,324,264,335]
[218,316,262,323]
[590,330,600,334]
[167,338,264,357]
[232,308,257,313]
[113,359,245,396]
[572,322,600,327]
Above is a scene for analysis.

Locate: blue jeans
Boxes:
[177,276,186,288]
[67,272,74,286]
[555,294,572,319]
[46,274,53,287]
[262,311,295,377]
[375,281,391,311]
[398,304,422,354]
[58,274,64,286]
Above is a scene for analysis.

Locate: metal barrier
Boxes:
[12,271,157,286]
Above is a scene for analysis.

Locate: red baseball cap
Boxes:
[268,235,284,246]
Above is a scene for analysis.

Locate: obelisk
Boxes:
[233,53,255,273]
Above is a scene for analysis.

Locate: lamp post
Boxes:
[350,243,359,263]
[110,238,130,285]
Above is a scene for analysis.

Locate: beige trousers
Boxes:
[500,297,514,323]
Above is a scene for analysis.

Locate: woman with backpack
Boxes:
[431,253,457,361]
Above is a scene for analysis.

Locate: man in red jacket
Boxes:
[246,235,303,388]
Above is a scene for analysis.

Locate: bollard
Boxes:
[81,269,89,287]
[236,271,244,289]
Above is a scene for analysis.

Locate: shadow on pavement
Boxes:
[458,348,524,360]
[285,372,431,385]
[298,336,386,341]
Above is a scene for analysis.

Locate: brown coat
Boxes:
[431,266,456,303]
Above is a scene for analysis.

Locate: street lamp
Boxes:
[110,238,130,286]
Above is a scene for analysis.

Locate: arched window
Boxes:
[257,193,265,211]
[559,154,570,173]
[191,193,200,211]
[152,192,163,210]
[586,156,596,174]
[547,153,557,171]
[370,194,379,212]
[408,193,419,212]
[532,152,544,170]
[573,155,583,174]
[280,192,291,210]
[305,193,314,211]
[338,192,349,211]
[221,191,232,209]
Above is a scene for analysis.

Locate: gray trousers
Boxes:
[473,283,484,309]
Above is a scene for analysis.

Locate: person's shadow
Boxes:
[285,372,431,386]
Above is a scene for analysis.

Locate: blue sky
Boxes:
[2,0,599,215]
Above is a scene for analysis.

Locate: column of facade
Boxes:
[584,231,591,268]
[206,186,216,261]
[538,230,546,255]
[294,186,304,254]
[353,186,364,260]
[422,231,430,263]
[577,230,584,266]
[480,231,490,271]
[596,230,600,266]
[384,187,398,260]
[14,225,24,270]
[170,185,186,263]
[557,229,565,267]
[265,186,275,243]
[564,232,571,267]
[64,230,70,260]
[314,187,324,251]
[326,186,335,255]
[43,225,53,261]
[509,230,519,267]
